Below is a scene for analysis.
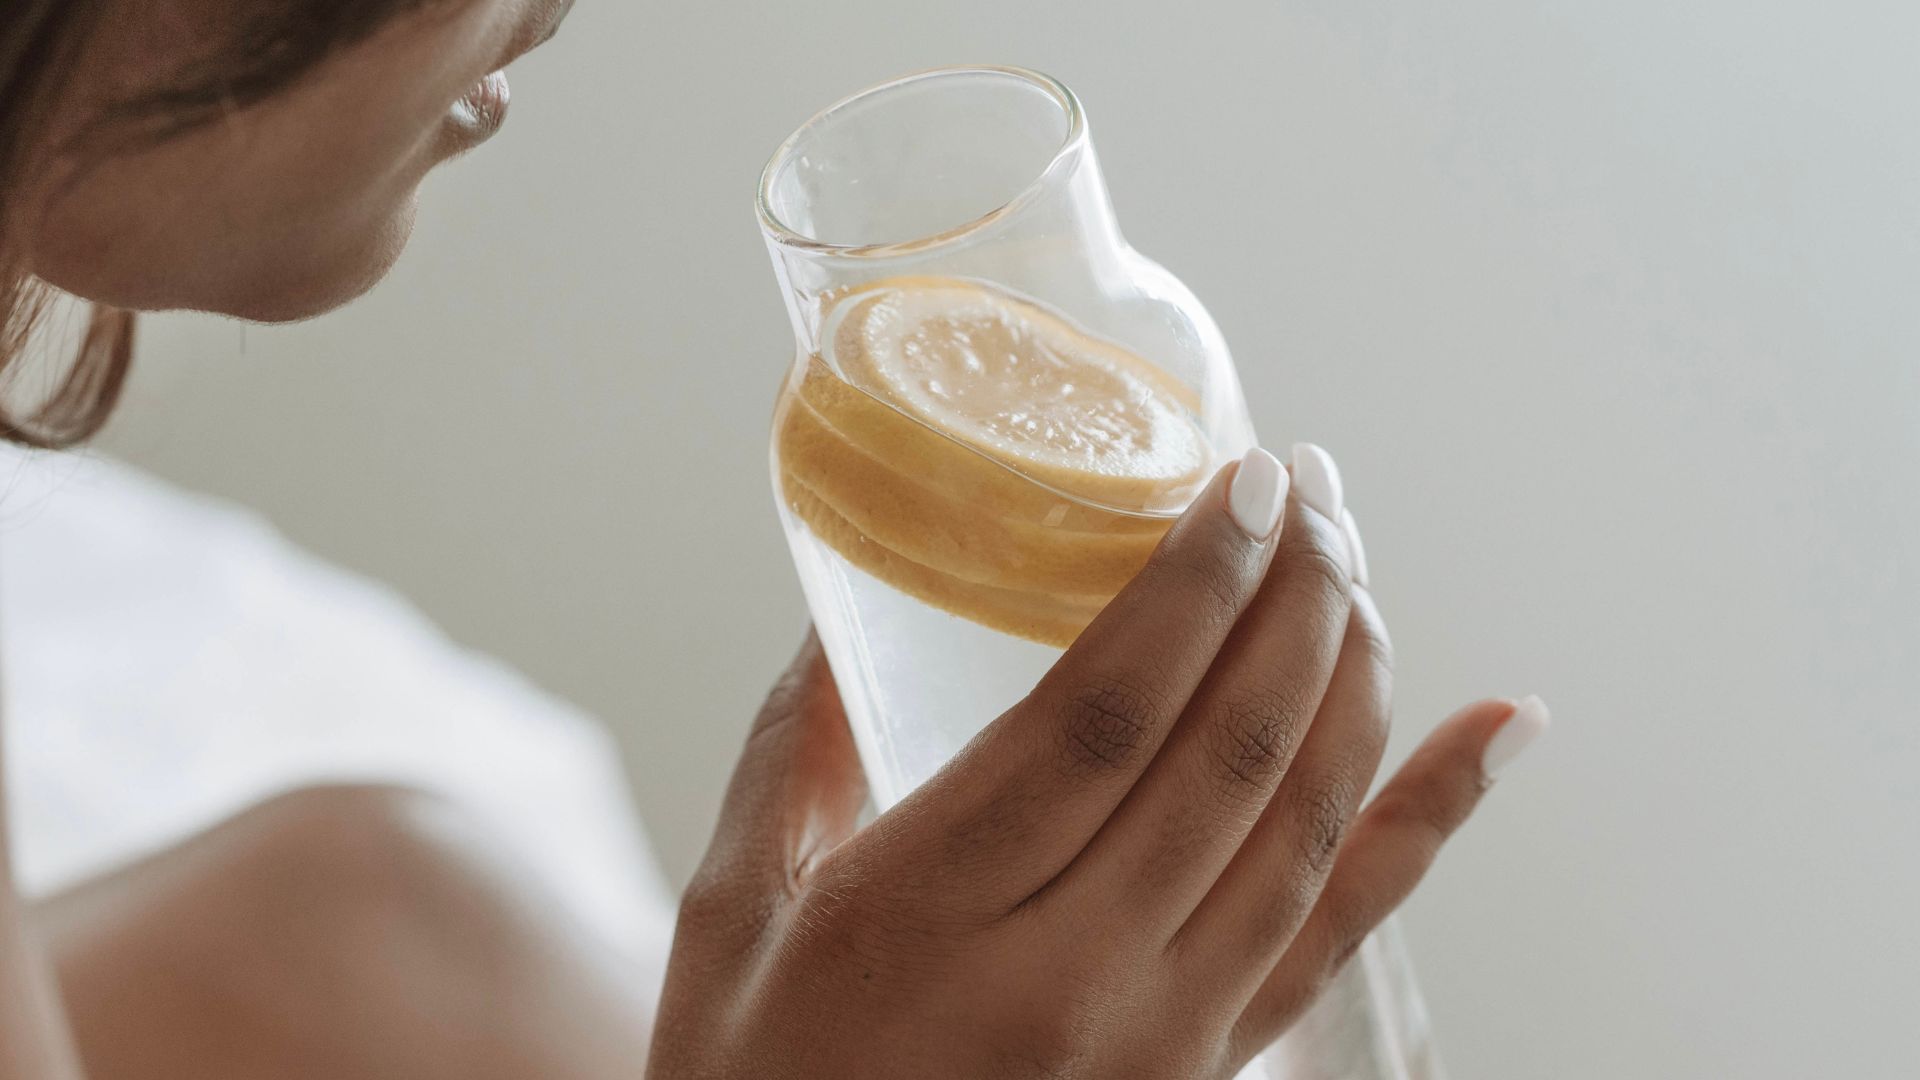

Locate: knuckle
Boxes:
[1205,687,1305,805]
[1240,885,1313,957]
[991,957,1143,1076]
[1323,910,1375,978]
[925,787,1043,886]
[789,876,900,958]
[1055,674,1167,776]
[992,1014,1093,1080]
[1277,524,1354,605]
[1285,774,1356,875]
[1266,919,1375,1033]
[786,871,980,991]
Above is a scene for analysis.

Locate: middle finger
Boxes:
[1029,445,1359,934]
[1173,584,1395,988]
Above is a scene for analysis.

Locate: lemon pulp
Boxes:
[775,276,1210,647]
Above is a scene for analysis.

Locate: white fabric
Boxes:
[0,448,675,997]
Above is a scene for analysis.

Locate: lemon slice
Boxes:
[779,379,1162,595]
[780,475,1107,648]
[775,275,1215,646]
[824,277,1209,513]
[789,358,1169,535]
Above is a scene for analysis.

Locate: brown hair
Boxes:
[0,0,443,448]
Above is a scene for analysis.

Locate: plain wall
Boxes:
[91,2,1917,1077]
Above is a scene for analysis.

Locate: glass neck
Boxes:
[757,66,1127,354]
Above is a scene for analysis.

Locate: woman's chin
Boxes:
[197,200,420,324]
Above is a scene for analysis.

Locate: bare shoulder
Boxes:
[0,705,86,1080]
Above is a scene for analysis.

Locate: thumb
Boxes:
[700,631,868,904]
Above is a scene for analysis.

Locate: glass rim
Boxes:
[755,65,1088,258]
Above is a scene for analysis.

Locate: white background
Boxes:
[90,2,1918,1077]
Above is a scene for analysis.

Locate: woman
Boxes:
[0,2,1549,1077]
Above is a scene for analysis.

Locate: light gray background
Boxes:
[90,2,1917,1077]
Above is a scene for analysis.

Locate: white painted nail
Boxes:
[1340,508,1369,586]
[1482,695,1552,779]
[1228,447,1289,539]
[1290,443,1344,521]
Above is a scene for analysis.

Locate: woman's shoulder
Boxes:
[0,451,674,983]
[0,710,87,1080]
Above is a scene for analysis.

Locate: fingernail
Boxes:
[1291,443,1344,521]
[1228,447,1289,539]
[1482,695,1551,779]
[1340,508,1369,586]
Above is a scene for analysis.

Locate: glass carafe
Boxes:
[759,65,1441,1080]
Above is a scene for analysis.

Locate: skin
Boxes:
[2,2,1530,1077]
[651,472,1519,1078]
[21,0,575,320]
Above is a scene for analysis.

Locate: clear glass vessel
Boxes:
[759,65,1441,1080]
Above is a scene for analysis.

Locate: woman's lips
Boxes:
[449,71,512,145]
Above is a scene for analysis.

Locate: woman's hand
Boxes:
[647,447,1547,1079]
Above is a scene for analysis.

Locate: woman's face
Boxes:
[23,0,574,322]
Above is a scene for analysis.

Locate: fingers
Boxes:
[1031,464,1360,930]
[1229,696,1551,1060]
[1170,583,1392,975]
[686,632,866,924]
[887,450,1289,903]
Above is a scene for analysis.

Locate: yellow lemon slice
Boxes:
[825,277,1210,513]
[779,365,1165,595]
[780,475,1108,648]
[775,275,1213,646]
[790,358,1170,534]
